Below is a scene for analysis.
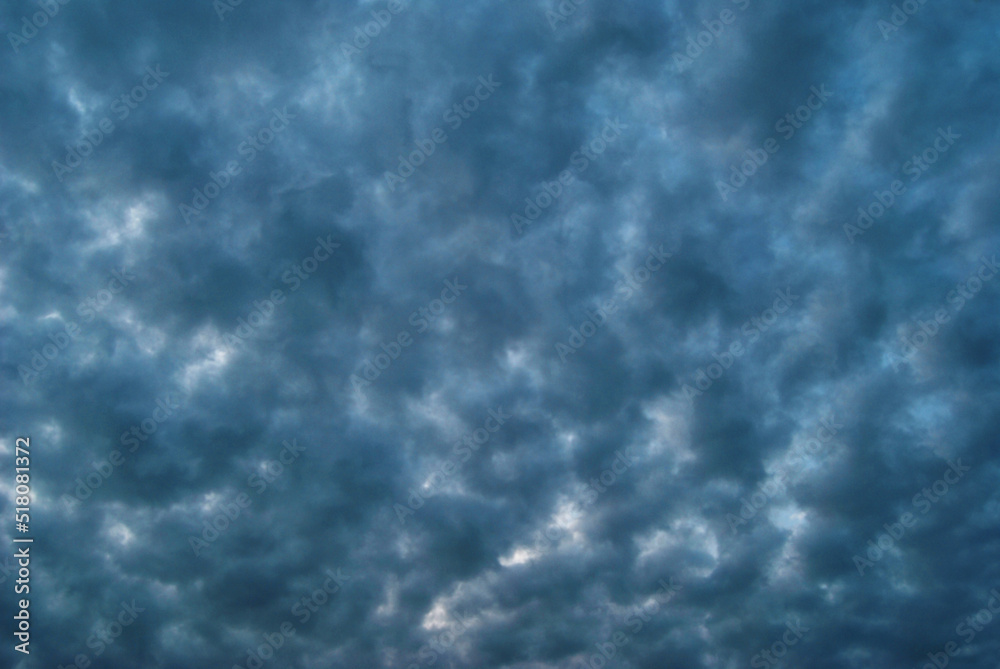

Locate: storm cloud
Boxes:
[2,0,1000,668]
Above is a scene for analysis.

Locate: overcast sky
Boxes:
[2,1,1000,668]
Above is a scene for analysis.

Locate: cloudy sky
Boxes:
[2,0,1000,667]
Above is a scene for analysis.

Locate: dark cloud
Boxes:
[2,0,1000,667]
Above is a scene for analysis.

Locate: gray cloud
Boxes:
[2,0,1000,668]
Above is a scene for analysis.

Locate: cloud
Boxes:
[2,0,1000,667]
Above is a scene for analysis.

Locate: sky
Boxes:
[2,0,1000,668]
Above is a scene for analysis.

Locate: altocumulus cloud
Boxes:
[1,0,1000,668]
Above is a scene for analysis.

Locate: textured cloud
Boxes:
[2,0,1000,668]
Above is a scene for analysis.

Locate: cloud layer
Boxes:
[2,1,1000,668]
